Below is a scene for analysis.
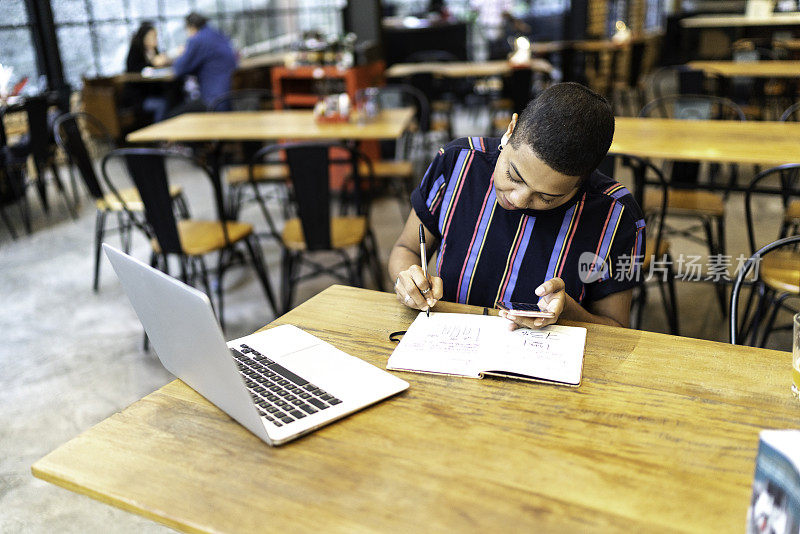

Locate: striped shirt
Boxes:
[410,137,646,307]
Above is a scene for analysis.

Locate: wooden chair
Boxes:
[600,152,679,334]
[639,94,746,315]
[54,112,189,292]
[738,163,800,346]
[249,142,384,312]
[101,148,277,328]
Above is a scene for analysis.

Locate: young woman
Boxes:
[125,22,170,122]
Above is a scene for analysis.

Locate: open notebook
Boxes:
[388,312,587,387]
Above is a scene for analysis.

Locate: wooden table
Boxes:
[682,13,800,28]
[126,108,415,143]
[113,70,175,84]
[32,285,799,532]
[237,51,289,71]
[687,60,800,78]
[611,116,800,166]
[385,58,553,78]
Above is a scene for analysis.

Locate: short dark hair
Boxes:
[509,82,615,177]
[185,12,208,30]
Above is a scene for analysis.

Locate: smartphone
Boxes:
[496,301,556,318]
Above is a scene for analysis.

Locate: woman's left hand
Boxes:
[498,277,566,330]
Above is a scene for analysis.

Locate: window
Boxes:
[0,0,38,94]
[48,0,344,87]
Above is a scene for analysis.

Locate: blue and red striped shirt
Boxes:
[411,137,646,307]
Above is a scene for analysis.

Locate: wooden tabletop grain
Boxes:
[31,285,799,532]
[385,59,553,78]
[611,117,800,165]
[682,13,800,28]
[687,60,800,78]
[126,108,415,143]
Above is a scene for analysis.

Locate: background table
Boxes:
[611,116,800,166]
[126,108,415,143]
[385,59,553,78]
[32,285,799,532]
[687,60,800,78]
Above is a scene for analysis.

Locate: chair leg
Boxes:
[665,264,680,336]
[747,285,772,347]
[702,217,727,317]
[365,231,385,291]
[93,210,107,292]
[67,163,81,208]
[281,250,296,314]
[655,263,680,336]
[759,293,790,348]
[715,213,727,316]
[7,167,32,234]
[216,250,228,331]
[50,162,78,219]
[174,192,190,219]
[32,160,49,215]
[244,236,279,316]
[196,256,218,317]
[0,202,18,239]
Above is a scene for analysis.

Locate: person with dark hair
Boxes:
[124,22,171,122]
[126,21,168,73]
[388,82,645,329]
[171,11,237,110]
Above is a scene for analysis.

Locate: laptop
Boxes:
[103,244,409,446]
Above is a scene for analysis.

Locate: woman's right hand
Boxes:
[395,264,443,311]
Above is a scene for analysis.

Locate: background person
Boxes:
[171,12,237,113]
[125,21,171,122]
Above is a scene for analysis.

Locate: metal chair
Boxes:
[0,116,29,238]
[24,95,77,219]
[780,102,800,122]
[600,152,679,334]
[54,112,189,291]
[737,164,800,346]
[729,235,800,346]
[101,148,277,328]
[639,94,745,315]
[249,142,384,312]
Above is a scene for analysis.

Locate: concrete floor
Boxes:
[1,124,796,532]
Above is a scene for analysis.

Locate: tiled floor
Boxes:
[1,129,796,532]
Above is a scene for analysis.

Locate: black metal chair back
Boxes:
[101,148,225,255]
[640,94,746,121]
[730,235,800,344]
[53,112,113,201]
[250,142,374,252]
[744,163,800,255]
[649,66,714,102]
[640,94,744,187]
[24,95,53,165]
[780,102,800,122]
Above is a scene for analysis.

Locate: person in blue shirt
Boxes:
[172,12,237,110]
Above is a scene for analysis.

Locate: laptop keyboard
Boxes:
[232,344,342,428]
